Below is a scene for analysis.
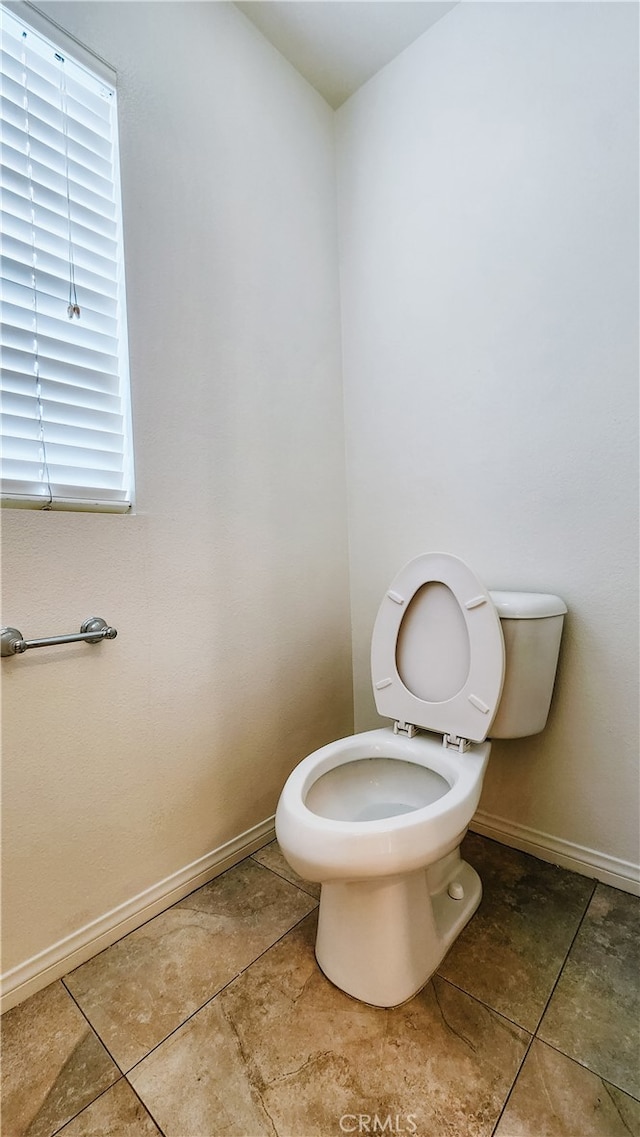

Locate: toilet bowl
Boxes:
[275,552,566,1007]
[277,728,490,1006]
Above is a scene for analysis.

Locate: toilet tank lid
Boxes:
[489,591,568,619]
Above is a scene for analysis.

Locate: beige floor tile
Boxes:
[538,883,640,1098]
[438,833,594,1031]
[130,913,530,1137]
[494,1039,640,1136]
[56,1080,162,1136]
[0,981,119,1137]
[252,839,321,900]
[64,858,316,1071]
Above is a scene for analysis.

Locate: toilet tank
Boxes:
[488,591,567,739]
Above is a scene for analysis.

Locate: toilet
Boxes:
[275,551,567,1008]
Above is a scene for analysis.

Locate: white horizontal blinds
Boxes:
[1,6,132,510]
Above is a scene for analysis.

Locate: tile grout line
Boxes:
[434,973,534,1038]
[46,1070,168,1137]
[47,1078,118,1137]
[56,890,314,1134]
[58,980,168,1136]
[488,877,598,1137]
[61,974,130,1075]
[117,1077,170,1137]
[490,1030,538,1137]
[534,1036,640,1104]
[52,851,316,1097]
[54,848,291,978]
[53,848,316,1135]
[531,878,598,1037]
[121,905,318,1078]
[250,849,319,900]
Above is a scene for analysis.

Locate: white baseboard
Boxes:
[471,810,640,897]
[5,810,637,1014]
[1,816,276,1014]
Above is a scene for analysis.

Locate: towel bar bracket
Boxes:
[1,617,117,658]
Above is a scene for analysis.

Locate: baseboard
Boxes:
[1,816,276,1014]
[471,810,640,897]
[6,811,637,1014]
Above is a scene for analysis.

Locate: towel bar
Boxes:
[1,617,117,657]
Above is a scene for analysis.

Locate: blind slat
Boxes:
[2,210,118,283]
[2,268,118,326]
[3,139,116,219]
[2,295,119,347]
[2,118,114,199]
[3,235,118,301]
[2,188,118,262]
[1,72,113,160]
[1,459,125,489]
[2,323,120,376]
[2,430,124,468]
[2,95,113,181]
[0,42,114,119]
[1,51,112,129]
[2,347,120,392]
[3,165,117,240]
[1,482,130,508]
[2,390,123,431]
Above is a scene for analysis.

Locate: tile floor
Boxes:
[2,833,639,1137]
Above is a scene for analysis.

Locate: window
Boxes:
[1,5,133,511]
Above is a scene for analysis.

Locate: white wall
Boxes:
[1,1,352,1002]
[336,3,639,878]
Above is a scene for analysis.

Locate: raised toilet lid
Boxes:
[370,552,505,743]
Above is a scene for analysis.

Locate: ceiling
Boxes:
[234,1,458,109]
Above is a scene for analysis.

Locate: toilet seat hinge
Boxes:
[443,733,471,753]
[393,720,418,738]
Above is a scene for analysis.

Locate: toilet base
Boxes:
[315,852,481,1007]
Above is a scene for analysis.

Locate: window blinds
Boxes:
[1,5,133,511]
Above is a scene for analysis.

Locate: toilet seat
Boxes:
[371,552,505,745]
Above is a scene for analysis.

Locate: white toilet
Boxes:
[275,551,567,1008]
